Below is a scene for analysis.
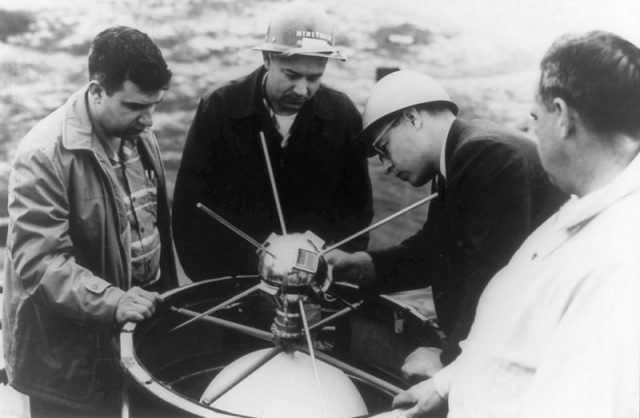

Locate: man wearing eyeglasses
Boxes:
[327,70,566,381]
[387,31,640,418]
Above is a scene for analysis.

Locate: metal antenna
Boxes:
[196,203,275,257]
[299,299,328,418]
[259,132,287,235]
[308,299,362,332]
[201,345,284,405]
[169,306,273,342]
[321,193,439,255]
[169,284,262,333]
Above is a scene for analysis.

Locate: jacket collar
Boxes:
[225,66,336,121]
[443,118,466,174]
[61,84,156,161]
[61,84,94,151]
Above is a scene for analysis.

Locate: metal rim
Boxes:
[120,276,435,417]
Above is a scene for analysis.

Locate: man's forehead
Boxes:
[118,80,165,103]
[272,54,327,73]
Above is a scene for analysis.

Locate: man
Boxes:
[3,27,177,416]
[172,1,373,280]
[327,70,565,378]
[391,31,640,418]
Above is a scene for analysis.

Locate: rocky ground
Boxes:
[0,0,638,251]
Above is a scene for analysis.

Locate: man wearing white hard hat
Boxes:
[327,70,566,380]
[173,1,373,280]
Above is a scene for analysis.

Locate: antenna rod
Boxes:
[201,345,284,405]
[259,131,287,235]
[322,193,439,255]
[196,203,275,257]
[299,299,329,418]
[168,284,262,333]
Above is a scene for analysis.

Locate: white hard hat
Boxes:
[359,70,458,152]
[252,1,346,61]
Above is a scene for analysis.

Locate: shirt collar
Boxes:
[439,128,449,179]
[440,118,463,180]
[554,151,640,231]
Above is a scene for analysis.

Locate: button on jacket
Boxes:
[173,66,373,280]
[3,86,178,412]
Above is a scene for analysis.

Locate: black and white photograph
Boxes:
[0,0,639,417]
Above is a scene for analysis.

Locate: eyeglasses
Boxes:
[372,114,400,163]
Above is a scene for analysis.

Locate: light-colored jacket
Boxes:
[436,152,640,417]
[3,86,178,411]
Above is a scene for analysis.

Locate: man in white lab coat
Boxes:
[390,30,640,418]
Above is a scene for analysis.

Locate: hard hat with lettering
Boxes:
[252,1,346,61]
[359,70,458,154]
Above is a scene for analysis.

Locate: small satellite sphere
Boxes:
[258,232,328,290]
[201,349,368,418]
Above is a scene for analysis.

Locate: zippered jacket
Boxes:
[3,85,178,411]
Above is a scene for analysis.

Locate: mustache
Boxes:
[283,92,309,101]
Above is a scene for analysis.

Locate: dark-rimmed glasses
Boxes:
[371,114,401,163]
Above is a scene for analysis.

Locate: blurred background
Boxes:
[0,0,639,253]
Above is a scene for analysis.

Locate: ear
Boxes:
[262,52,272,69]
[403,107,423,131]
[88,80,104,102]
[553,97,577,139]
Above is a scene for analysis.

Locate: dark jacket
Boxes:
[369,118,567,364]
[173,66,373,280]
[3,86,178,412]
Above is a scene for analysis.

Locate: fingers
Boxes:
[392,390,417,409]
[401,364,416,381]
[324,249,348,266]
[401,347,443,381]
[119,310,146,323]
[115,287,164,324]
[129,286,164,304]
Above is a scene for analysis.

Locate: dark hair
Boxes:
[88,26,172,95]
[539,31,640,136]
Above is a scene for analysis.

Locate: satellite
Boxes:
[120,131,437,418]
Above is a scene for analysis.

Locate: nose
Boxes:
[382,159,394,175]
[139,109,153,128]
[292,79,309,96]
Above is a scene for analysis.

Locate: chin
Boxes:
[123,129,145,137]
[410,175,430,187]
[284,103,304,112]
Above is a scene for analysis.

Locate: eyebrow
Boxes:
[122,97,164,107]
[284,69,323,78]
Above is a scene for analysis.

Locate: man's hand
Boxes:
[401,347,444,382]
[115,286,163,324]
[324,249,375,286]
[392,379,447,418]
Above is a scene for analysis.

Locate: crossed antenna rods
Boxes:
[171,131,436,411]
[197,131,439,259]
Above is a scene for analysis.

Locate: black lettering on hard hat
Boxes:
[295,30,331,42]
